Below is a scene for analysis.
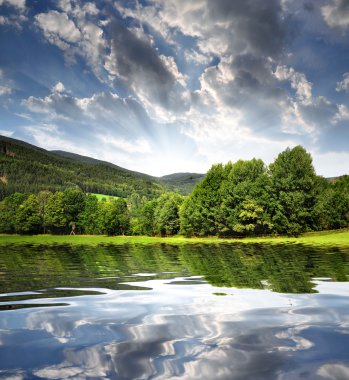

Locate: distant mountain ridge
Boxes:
[0,136,204,199]
[51,150,155,179]
[160,172,206,194]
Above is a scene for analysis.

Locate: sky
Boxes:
[0,0,349,177]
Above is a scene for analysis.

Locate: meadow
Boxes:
[1,229,348,247]
[89,193,120,201]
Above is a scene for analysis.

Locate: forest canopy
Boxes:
[0,145,348,237]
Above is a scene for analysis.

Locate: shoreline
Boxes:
[0,229,348,247]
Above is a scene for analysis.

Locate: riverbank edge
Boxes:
[0,229,348,247]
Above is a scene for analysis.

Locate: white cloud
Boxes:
[22,90,150,128]
[52,82,65,93]
[97,135,152,154]
[159,54,187,87]
[275,65,313,102]
[336,104,349,120]
[22,92,77,119]
[184,49,211,65]
[181,106,295,170]
[0,129,14,137]
[35,4,106,77]
[322,0,349,29]
[336,72,349,92]
[24,124,92,157]
[81,2,99,16]
[0,85,12,96]
[317,363,349,379]
[0,0,26,28]
[35,11,81,44]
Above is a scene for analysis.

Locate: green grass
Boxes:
[90,193,120,201]
[0,229,348,247]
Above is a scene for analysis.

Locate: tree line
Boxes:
[0,188,184,236]
[0,146,348,236]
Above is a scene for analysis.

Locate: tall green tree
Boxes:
[15,194,42,233]
[63,188,86,230]
[127,192,147,218]
[78,194,99,234]
[0,192,27,233]
[37,190,53,234]
[180,164,224,236]
[136,199,158,235]
[269,146,318,235]
[45,191,67,233]
[154,193,184,236]
[98,198,130,235]
[313,176,349,230]
[218,159,270,236]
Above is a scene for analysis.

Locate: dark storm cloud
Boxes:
[107,19,188,112]
[333,0,349,12]
[205,0,287,57]
[304,2,315,12]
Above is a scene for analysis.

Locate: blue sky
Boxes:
[0,0,348,176]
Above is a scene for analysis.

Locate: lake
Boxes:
[0,243,349,379]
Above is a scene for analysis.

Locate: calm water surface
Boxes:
[0,243,349,379]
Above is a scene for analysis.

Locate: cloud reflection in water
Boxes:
[1,278,349,379]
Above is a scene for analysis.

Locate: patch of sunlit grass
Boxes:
[0,230,348,247]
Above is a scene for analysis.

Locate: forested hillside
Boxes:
[0,136,203,199]
[160,173,205,195]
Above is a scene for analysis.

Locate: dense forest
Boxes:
[180,146,349,236]
[0,143,348,237]
[0,136,200,199]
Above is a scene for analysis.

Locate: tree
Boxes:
[37,191,53,233]
[180,164,224,236]
[127,192,147,218]
[15,194,42,233]
[98,198,130,235]
[63,188,86,230]
[218,159,269,236]
[313,176,349,230]
[45,191,67,233]
[269,146,318,235]
[78,194,99,234]
[0,192,27,233]
[154,193,184,236]
[233,196,272,236]
[136,199,158,235]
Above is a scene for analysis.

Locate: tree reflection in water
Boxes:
[0,243,348,379]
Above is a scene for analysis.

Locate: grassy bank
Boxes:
[0,229,348,247]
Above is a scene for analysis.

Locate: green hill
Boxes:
[51,150,151,178]
[160,172,205,194]
[0,136,163,200]
[0,136,204,200]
